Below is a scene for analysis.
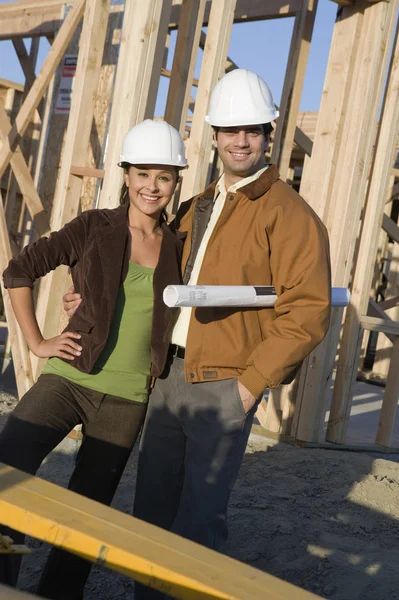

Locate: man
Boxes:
[65,70,331,597]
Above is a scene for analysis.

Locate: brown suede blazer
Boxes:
[3,203,184,377]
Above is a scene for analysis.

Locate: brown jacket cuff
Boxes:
[238,366,270,399]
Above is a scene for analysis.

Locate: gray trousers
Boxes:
[0,374,146,599]
[133,356,260,599]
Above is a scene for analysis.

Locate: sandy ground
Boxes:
[0,375,399,600]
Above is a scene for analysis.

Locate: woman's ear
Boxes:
[123,171,129,187]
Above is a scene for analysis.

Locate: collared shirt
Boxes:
[171,166,269,348]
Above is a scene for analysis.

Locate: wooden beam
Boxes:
[11,38,44,120]
[271,0,318,179]
[376,336,399,447]
[144,2,174,120]
[290,4,365,443]
[0,78,24,93]
[33,0,111,379]
[390,181,399,199]
[164,0,206,134]
[0,1,64,40]
[0,464,322,600]
[294,0,399,444]
[360,315,399,336]
[98,0,173,209]
[69,166,105,179]
[199,30,239,75]
[0,103,50,236]
[179,0,237,201]
[169,0,302,28]
[379,295,399,311]
[327,20,399,444]
[367,299,396,343]
[0,192,34,397]
[0,0,86,180]
[293,126,313,156]
[0,0,301,41]
[382,212,399,243]
[161,68,199,88]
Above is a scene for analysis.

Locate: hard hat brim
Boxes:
[205,112,279,127]
[118,158,188,169]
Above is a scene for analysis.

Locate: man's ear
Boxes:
[212,130,218,149]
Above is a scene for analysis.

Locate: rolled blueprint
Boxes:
[163,285,350,308]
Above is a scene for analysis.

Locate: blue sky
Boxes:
[0,0,338,114]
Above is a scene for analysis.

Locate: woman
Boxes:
[0,119,187,599]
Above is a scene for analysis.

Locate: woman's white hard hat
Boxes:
[205,69,279,127]
[119,119,188,168]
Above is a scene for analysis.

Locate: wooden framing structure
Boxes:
[0,0,398,449]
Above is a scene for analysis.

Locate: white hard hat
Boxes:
[119,119,187,168]
[205,69,279,127]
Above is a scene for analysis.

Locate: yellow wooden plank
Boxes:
[0,463,322,600]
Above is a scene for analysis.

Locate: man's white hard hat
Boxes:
[205,69,279,127]
[119,119,188,168]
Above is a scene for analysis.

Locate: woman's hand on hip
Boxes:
[32,332,82,360]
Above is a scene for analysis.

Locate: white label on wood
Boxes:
[55,55,78,114]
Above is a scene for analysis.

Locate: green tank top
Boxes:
[44,261,154,402]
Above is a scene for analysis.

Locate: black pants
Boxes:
[133,357,260,599]
[0,374,146,599]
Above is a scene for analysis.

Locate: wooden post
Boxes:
[32,0,111,379]
[327,17,399,443]
[98,0,173,210]
[376,336,399,447]
[270,0,318,180]
[373,231,399,380]
[0,0,86,180]
[12,37,44,120]
[293,0,399,443]
[164,0,207,135]
[0,103,50,236]
[179,0,237,201]
[0,191,34,397]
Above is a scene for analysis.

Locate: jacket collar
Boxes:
[196,164,280,203]
[107,203,186,241]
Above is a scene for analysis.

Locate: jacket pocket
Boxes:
[232,378,247,417]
